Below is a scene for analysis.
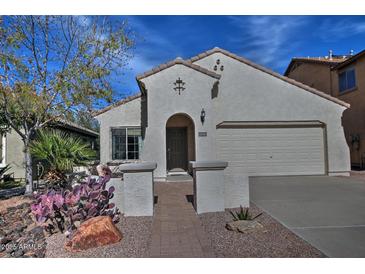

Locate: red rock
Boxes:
[64,216,122,252]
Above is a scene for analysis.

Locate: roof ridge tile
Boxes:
[136,58,220,81]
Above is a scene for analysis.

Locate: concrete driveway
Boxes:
[250,175,365,258]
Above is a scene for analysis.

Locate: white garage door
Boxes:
[217,122,326,176]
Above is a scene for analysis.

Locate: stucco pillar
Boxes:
[224,174,249,208]
[118,162,157,216]
[190,161,228,214]
[108,177,124,214]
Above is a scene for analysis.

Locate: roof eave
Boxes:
[136,59,221,82]
[53,119,99,137]
[332,50,365,70]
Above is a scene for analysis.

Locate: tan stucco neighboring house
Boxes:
[94,47,351,183]
[0,120,99,179]
[285,49,365,169]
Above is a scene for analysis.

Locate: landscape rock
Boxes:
[226,220,263,233]
[0,236,11,245]
[0,199,46,258]
[13,250,24,257]
[64,216,122,252]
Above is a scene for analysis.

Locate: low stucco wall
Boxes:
[224,174,249,208]
[119,162,156,216]
[108,177,124,213]
[191,161,250,214]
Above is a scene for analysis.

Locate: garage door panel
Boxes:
[217,127,325,176]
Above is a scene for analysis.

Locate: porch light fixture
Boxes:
[200,108,206,124]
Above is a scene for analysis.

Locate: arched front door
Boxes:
[166,114,195,172]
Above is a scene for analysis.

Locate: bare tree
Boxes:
[0,16,135,193]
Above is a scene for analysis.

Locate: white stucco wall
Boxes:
[108,177,124,213]
[123,171,154,216]
[95,97,142,164]
[140,65,219,178]
[193,52,350,175]
[96,50,350,178]
[194,169,225,214]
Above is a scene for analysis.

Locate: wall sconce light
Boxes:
[200,108,206,124]
[351,134,361,151]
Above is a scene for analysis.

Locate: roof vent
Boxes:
[329,50,333,60]
[350,49,354,56]
[175,57,183,60]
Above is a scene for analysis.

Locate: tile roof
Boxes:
[53,118,99,137]
[92,93,142,117]
[284,57,346,76]
[332,49,365,70]
[136,57,221,81]
[188,47,349,108]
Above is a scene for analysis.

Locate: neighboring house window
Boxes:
[0,134,6,167]
[112,127,142,160]
[339,68,356,93]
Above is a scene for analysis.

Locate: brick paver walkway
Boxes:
[149,181,215,257]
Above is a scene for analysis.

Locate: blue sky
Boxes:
[110,16,365,101]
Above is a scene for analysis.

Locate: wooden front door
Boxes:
[166,127,188,171]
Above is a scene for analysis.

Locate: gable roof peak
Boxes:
[188,47,349,108]
[136,57,220,81]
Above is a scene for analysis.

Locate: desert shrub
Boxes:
[0,180,25,190]
[31,174,119,237]
[30,130,96,187]
[229,206,262,221]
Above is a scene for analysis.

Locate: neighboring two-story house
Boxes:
[285,50,365,169]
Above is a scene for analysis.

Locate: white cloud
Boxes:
[228,16,308,69]
[317,17,365,41]
[123,16,183,77]
[128,54,156,74]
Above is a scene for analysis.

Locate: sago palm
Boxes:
[30,130,96,183]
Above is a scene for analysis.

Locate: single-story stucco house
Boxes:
[0,119,99,179]
[94,47,351,186]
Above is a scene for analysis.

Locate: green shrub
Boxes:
[30,130,96,186]
[0,179,25,190]
[229,206,262,221]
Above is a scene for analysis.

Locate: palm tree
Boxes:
[30,130,96,185]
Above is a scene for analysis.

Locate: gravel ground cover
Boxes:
[46,215,153,258]
[199,204,325,258]
[0,197,47,258]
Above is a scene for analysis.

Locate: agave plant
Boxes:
[31,173,119,237]
[30,130,96,186]
[229,206,262,221]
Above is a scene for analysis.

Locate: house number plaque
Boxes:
[198,132,207,137]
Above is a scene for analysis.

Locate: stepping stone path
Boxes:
[150,182,215,257]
